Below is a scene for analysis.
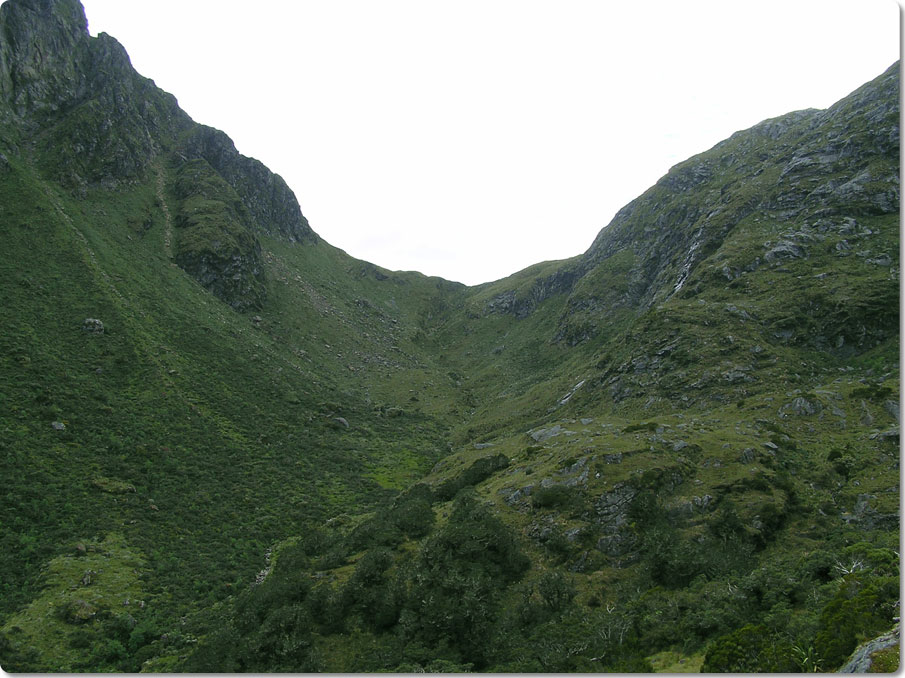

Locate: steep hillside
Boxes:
[0,0,898,673]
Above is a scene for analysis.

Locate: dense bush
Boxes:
[815,573,898,669]
[400,491,530,667]
[701,623,796,672]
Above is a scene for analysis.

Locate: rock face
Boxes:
[0,0,316,311]
[180,126,316,244]
[171,159,267,311]
[838,623,900,673]
[481,62,899,355]
[484,268,581,319]
[0,0,188,187]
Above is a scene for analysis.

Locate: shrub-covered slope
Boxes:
[0,0,898,672]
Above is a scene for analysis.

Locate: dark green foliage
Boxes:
[170,158,266,311]
[531,484,576,509]
[536,571,577,614]
[339,548,400,631]
[184,565,319,671]
[814,573,898,669]
[623,421,659,433]
[0,628,41,672]
[701,623,797,672]
[399,492,530,667]
[434,453,510,501]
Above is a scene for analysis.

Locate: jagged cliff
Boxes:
[0,0,313,310]
[483,63,899,355]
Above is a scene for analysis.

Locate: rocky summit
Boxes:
[0,0,898,673]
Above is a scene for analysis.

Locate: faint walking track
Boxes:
[156,164,174,262]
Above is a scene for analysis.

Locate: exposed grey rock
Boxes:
[558,380,586,405]
[869,427,899,442]
[868,253,892,267]
[842,493,898,530]
[501,484,535,505]
[473,442,494,449]
[557,457,588,476]
[838,624,899,673]
[594,483,638,557]
[722,368,752,383]
[51,420,65,430]
[860,400,874,427]
[82,317,104,333]
[764,240,807,262]
[171,159,267,311]
[779,396,823,417]
[180,125,315,243]
[485,269,580,320]
[693,494,714,511]
[530,425,566,442]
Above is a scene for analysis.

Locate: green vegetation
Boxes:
[0,1,898,672]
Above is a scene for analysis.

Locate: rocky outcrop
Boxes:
[484,267,581,319]
[0,0,187,186]
[180,125,316,243]
[0,0,317,313]
[838,623,899,673]
[171,158,267,311]
[0,0,90,118]
[546,62,899,349]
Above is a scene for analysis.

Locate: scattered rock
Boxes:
[779,396,822,417]
[530,425,564,442]
[860,400,874,427]
[594,483,638,557]
[501,484,535,506]
[764,240,806,262]
[82,318,104,334]
[868,427,899,443]
[62,599,97,624]
[693,494,714,511]
[558,380,586,406]
[51,420,66,430]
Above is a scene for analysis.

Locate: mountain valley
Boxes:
[0,0,899,672]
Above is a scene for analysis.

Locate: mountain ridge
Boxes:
[0,0,898,672]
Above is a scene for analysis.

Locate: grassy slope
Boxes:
[0,151,468,668]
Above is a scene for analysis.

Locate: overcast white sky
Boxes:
[78,0,899,285]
